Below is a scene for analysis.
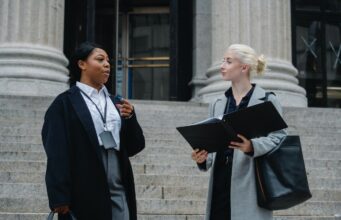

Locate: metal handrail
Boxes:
[125,64,169,68]
[126,56,170,61]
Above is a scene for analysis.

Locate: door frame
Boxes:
[117,7,170,99]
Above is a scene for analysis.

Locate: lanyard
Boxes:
[80,89,108,129]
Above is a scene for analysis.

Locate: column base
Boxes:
[197,59,308,107]
[0,43,69,97]
[0,78,68,97]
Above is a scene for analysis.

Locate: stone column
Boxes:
[0,0,68,97]
[190,0,211,101]
[197,0,307,107]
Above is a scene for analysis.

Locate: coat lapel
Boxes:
[213,97,228,117]
[68,86,102,160]
[247,85,266,107]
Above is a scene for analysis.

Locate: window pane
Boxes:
[130,67,169,100]
[325,22,341,107]
[294,20,323,106]
[129,14,170,100]
[325,0,341,13]
[294,0,321,11]
[295,20,323,76]
[130,14,169,57]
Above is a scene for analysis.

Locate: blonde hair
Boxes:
[227,44,267,76]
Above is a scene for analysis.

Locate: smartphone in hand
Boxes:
[113,95,124,105]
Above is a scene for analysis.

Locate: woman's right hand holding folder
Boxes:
[191,149,208,164]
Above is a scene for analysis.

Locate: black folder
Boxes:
[176,101,288,153]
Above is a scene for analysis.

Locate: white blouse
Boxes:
[76,82,121,150]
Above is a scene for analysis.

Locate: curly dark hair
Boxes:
[68,42,105,86]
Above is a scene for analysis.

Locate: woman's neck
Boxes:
[231,79,253,101]
[80,77,102,92]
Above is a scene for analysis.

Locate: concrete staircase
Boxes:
[0,95,341,220]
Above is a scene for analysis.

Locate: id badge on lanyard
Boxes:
[80,89,118,150]
[99,130,117,150]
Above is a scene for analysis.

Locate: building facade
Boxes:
[0,0,340,107]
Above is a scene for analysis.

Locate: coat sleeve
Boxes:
[197,152,215,172]
[41,98,71,210]
[122,109,145,157]
[250,94,287,158]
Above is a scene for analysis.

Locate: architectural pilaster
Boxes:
[197,0,307,107]
[0,0,68,96]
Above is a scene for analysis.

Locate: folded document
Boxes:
[176,101,288,153]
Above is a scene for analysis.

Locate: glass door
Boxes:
[116,8,170,100]
[292,0,341,107]
[325,21,341,107]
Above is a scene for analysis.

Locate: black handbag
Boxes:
[254,135,312,210]
[47,211,77,220]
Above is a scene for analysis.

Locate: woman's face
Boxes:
[220,50,247,81]
[79,48,110,87]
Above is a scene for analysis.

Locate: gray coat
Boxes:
[199,85,287,220]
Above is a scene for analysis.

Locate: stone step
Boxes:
[275,201,341,216]
[0,161,47,173]
[138,149,341,161]
[1,142,340,160]
[0,96,53,110]
[0,119,340,134]
[0,152,46,161]
[1,159,341,178]
[0,115,206,125]
[0,138,340,153]
[2,112,341,129]
[1,98,341,123]
[0,170,209,184]
[287,127,341,136]
[0,109,45,121]
[0,143,42,152]
[11,198,339,216]
[0,160,203,175]
[0,183,206,200]
[2,151,341,169]
[1,127,341,142]
[4,140,340,160]
[0,96,207,111]
[2,119,337,130]
[0,197,206,214]
[0,128,42,136]
[0,182,340,202]
[283,107,341,121]
[0,213,338,220]
[0,126,340,140]
[0,183,206,201]
[0,166,340,192]
[0,127,184,137]
[274,216,338,220]
[0,151,341,172]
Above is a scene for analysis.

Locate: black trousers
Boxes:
[210,150,233,220]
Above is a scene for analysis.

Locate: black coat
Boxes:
[42,86,145,220]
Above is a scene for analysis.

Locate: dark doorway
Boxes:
[64,0,193,101]
[292,0,341,107]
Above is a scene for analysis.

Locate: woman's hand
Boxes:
[229,134,254,153]
[116,99,134,118]
[191,149,208,164]
[54,205,70,214]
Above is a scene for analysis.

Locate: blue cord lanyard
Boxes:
[79,89,108,129]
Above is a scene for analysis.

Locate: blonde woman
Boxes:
[191,44,287,220]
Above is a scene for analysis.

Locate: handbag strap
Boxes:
[47,211,77,220]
